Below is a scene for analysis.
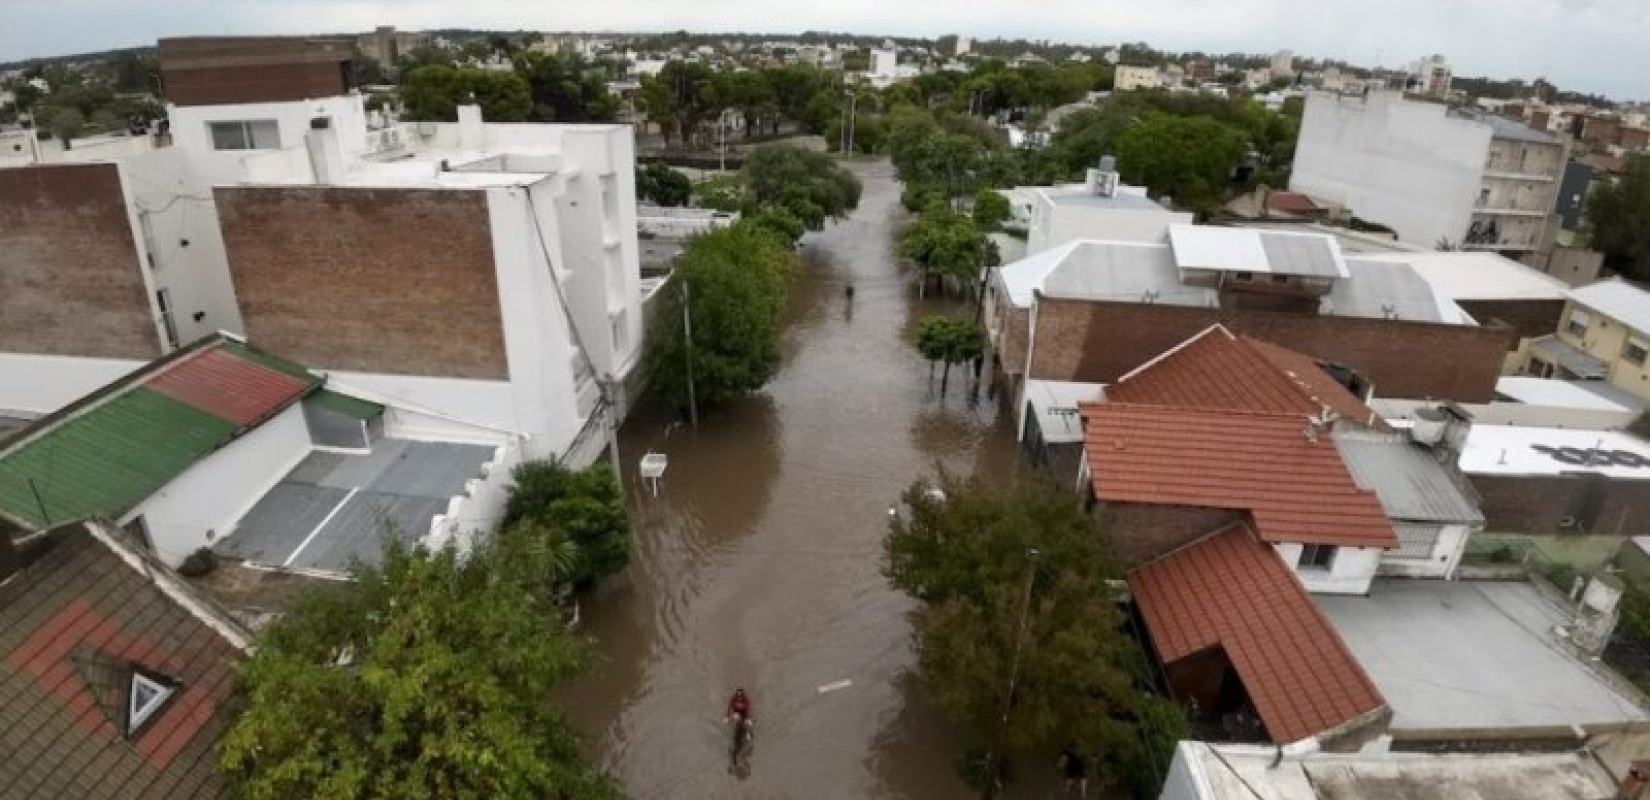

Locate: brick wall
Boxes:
[1456,298,1564,342]
[1104,502,1244,566]
[160,37,352,106]
[998,306,1030,374]
[1030,296,1514,402]
[217,187,508,380]
[0,164,159,360]
[1472,474,1650,536]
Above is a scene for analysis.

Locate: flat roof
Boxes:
[1361,252,1571,301]
[1180,742,1616,800]
[215,438,493,573]
[1236,222,1428,254]
[1169,224,1350,279]
[1459,423,1650,479]
[1318,580,1649,732]
[1334,259,1467,324]
[1495,375,1641,412]
[1037,183,1167,211]
[1023,380,1105,444]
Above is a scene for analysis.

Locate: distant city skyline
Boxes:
[1,0,1644,100]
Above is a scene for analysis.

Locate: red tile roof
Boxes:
[1107,325,1383,428]
[144,345,315,428]
[1131,523,1386,744]
[1080,403,1397,548]
[1266,191,1320,214]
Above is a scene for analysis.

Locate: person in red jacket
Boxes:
[725,687,752,723]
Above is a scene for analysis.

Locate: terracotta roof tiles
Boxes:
[1130,523,1387,744]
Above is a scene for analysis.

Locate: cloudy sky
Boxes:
[2,0,1645,99]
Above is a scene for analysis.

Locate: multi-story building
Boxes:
[1408,54,1451,98]
[1114,65,1163,92]
[1526,278,1650,405]
[1290,91,1566,259]
[354,25,431,67]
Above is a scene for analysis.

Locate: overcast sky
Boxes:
[2,0,1645,100]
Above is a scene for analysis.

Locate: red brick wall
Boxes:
[0,164,159,360]
[998,306,1030,374]
[160,37,352,106]
[1456,299,1564,342]
[1030,296,1514,402]
[1104,503,1244,566]
[1472,475,1650,536]
[217,187,508,380]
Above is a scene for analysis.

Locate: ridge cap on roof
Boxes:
[1129,518,1258,573]
[1080,401,1317,422]
[1113,323,1237,384]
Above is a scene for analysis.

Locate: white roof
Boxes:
[1023,380,1105,444]
[1459,424,1650,479]
[1495,376,1638,411]
[1168,224,1350,279]
[995,240,1217,308]
[997,240,1079,306]
[1571,277,1650,333]
[1360,252,1569,301]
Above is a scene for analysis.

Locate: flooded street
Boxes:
[560,158,1021,798]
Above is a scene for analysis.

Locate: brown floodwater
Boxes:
[559,159,1027,799]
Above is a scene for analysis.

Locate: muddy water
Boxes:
[561,160,1021,799]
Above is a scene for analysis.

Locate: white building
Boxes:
[1290,90,1566,256]
[1009,161,1192,254]
[1409,54,1452,99]
[1114,65,1163,91]
[1271,49,1295,78]
[867,48,900,88]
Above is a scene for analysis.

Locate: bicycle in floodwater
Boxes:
[728,713,754,775]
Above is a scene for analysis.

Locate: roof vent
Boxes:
[1085,155,1120,198]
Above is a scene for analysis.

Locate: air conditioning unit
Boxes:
[1558,515,1580,530]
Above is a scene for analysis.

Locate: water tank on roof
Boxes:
[1584,575,1624,616]
[1409,406,1448,446]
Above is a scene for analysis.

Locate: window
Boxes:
[1270,274,1291,284]
[1299,544,1336,570]
[126,667,179,737]
[1566,309,1590,338]
[1626,341,1649,367]
[1392,523,1440,559]
[610,309,628,355]
[208,119,280,151]
[155,288,179,349]
[1477,187,1491,207]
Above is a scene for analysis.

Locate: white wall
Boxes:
[1378,523,1473,578]
[0,353,144,414]
[121,403,313,566]
[1290,91,1490,248]
[1275,542,1382,595]
[1159,742,1212,800]
[168,94,369,186]
[1028,192,1191,254]
[427,436,524,555]
[118,148,245,346]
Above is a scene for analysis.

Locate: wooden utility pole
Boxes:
[981,548,1040,800]
[681,281,699,429]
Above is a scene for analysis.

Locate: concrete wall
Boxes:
[427,436,524,555]
[119,148,244,344]
[1544,247,1605,288]
[1275,542,1382,594]
[1456,298,1564,342]
[169,94,370,186]
[1159,742,1209,800]
[1103,502,1245,566]
[0,353,145,415]
[121,403,313,566]
[1378,522,1473,578]
[1027,193,1190,255]
[217,185,509,380]
[1472,474,1650,536]
[1291,91,1491,248]
[1553,299,1650,403]
[0,163,161,360]
[1028,295,1513,403]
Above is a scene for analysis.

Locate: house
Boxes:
[1527,278,1650,404]
[0,520,251,798]
[984,224,1513,409]
[1159,742,1626,800]
[1012,159,1193,255]
[1290,91,1565,260]
[0,335,520,571]
[1115,65,1163,91]
[0,35,647,469]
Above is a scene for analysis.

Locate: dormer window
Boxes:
[127,666,180,737]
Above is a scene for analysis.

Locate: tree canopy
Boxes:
[400,65,532,122]
[885,474,1184,797]
[220,537,620,800]
[1113,112,1249,217]
[502,460,630,590]
[636,162,693,207]
[1588,155,1650,281]
[900,202,1000,289]
[515,52,620,123]
[741,144,863,230]
[645,224,799,410]
[914,315,986,395]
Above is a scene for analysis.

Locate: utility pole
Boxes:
[601,374,624,488]
[981,548,1040,800]
[681,281,699,429]
[718,110,727,173]
[847,92,860,155]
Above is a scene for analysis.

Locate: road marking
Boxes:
[284,487,360,567]
[817,679,853,694]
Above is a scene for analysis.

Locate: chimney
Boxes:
[1618,760,1650,800]
[304,116,346,185]
[457,104,486,151]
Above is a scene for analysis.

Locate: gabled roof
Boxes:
[1130,523,1387,744]
[1080,403,1397,548]
[1106,325,1384,428]
[1169,224,1350,279]
[1571,277,1650,334]
[0,336,320,530]
[0,523,248,798]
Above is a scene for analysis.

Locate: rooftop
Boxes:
[1333,259,1467,324]
[1459,423,1650,480]
[1360,251,1571,302]
[1318,580,1648,732]
[214,438,495,574]
[0,523,248,799]
[1022,380,1105,445]
[1176,741,1616,800]
[1037,183,1168,211]
[1169,224,1350,279]
[1572,277,1650,333]
[1235,222,1427,255]
[1080,403,1397,549]
[1528,335,1610,380]
[1470,111,1566,145]
[1496,375,1644,412]
[0,336,319,531]
[1332,431,1484,525]
[1131,524,1386,744]
[1107,325,1384,428]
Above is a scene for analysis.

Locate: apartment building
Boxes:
[1527,278,1650,404]
[1290,91,1565,259]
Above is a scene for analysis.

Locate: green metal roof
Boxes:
[307,389,384,421]
[0,389,236,529]
[219,339,315,381]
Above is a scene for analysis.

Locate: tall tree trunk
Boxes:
[941,361,952,396]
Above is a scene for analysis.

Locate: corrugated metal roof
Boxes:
[1362,252,1569,301]
[1333,432,1484,524]
[1332,259,1464,324]
[1043,242,1217,306]
[1527,335,1609,379]
[308,389,384,420]
[1169,224,1349,278]
[0,337,320,530]
[0,390,235,528]
[1571,278,1650,334]
[1130,523,1387,744]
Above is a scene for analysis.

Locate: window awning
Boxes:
[307,389,384,421]
[1529,335,1609,380]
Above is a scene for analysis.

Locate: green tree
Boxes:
[739,206,807,247]
[972,189,1011,231]
[1588,155,1650,281]
[914,315,985,395]
[885,474,1185,798]
[636,162,692,207]
[741,144,862,230]
[517,52,620,123]
[900,203,998,294]
[43,106,83,147]
[219,539,620,800]
[1113,112,1247,217]
[646,225,798,409]
[502,460,631,589]
[400,65,531,122]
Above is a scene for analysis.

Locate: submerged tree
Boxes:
[914,315,986,396]
[502,460,631,589]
